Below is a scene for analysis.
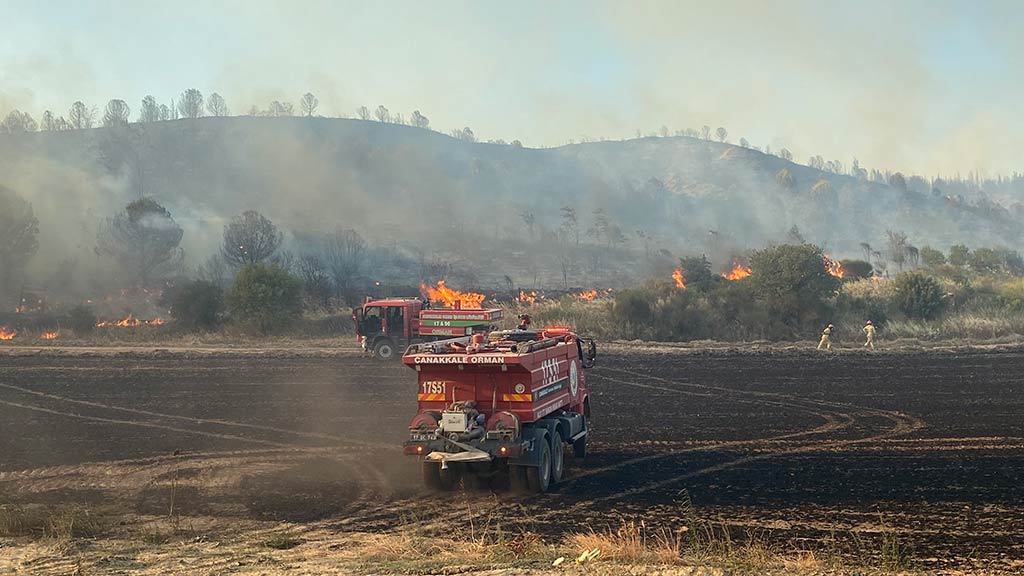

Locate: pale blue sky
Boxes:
[2,0,1021,175]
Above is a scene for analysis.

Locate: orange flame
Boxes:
[672,269,686,289]
[824,255,845,278]
[96,314,167,328]
[0,326,15,340]
[722,262,752,280]
[575,290,598,300]
[420,280,485,309]
[41,331,59,340]
[517,290,538,305]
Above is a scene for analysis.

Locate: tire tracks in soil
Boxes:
[392,365,926,534]
[522,365,925,519]
[335,364,879,534]
[0,381,392,448]
[0,381,401,509]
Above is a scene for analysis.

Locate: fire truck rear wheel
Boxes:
[509,465,528,493]
[526,439,551,493]
[422,461,458,491]
[550,434,564,483]
[373,339,395,359]
[422,461,442,490]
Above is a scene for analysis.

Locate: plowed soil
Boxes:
[2,347,1023,573]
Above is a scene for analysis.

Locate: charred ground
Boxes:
[1,347,1023,572]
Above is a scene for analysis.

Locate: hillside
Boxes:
[1,117,1021,290]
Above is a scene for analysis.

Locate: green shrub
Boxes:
[658,289,714,341]
[949,244,969,267]
[170,280,224,331]
[997,279,1024,312]
[893,272,945,319]
[919,246,946,268]
[227,263,302,334]
[678,255,717,292]
[707,279,769,340]
[66,304,96,336]
[840,259,873,279]
[969,248,1003,274]
[749,244,839,337]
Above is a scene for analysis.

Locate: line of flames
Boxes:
[420,280,486,309]
[0,327,62,340]
[575,290,598,300]
[516,290,540,305]
[96,314,167,328]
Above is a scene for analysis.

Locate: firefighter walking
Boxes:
[817,324,834,351]
[863,320,876,349]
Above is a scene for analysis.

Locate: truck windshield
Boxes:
[357,306,382,335]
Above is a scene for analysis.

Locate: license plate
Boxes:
[410,434,434,442]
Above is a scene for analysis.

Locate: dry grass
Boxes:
[0,504,44,537]
[842,277,896,301]
[886,309,1024,340]
[502,298,618,338]
[564,519,792,572]
[0,504,103,540]
[566,520,685,564]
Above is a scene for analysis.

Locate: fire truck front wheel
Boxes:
[526,439,552,493]
[573,434,587,459]
[373,339,396,359]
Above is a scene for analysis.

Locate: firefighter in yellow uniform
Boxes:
[863,320,876,349]
[817,324,833,350]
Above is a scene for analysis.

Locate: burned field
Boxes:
[1,348,1023,571]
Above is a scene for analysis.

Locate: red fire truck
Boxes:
[402,327,597,492]
[353,298,503,359]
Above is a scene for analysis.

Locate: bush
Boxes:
[678,255,717,292]
[703,279,767,340]
[840,259,873,279]
[749,244,839,337]
[997,279,1024,312]
[949,244,970,267]
[893,272,945,319]
[919,246,946,268]
[66,304,96,336]
[969,248,1003,275]
[170,280,223,331]
[227,263,302,334]
[612,288,653,338]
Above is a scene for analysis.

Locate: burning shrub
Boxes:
[170,279,223,331]
[677,255,717,292]
[893,272,945,320]
[227,263,302,334]
[66,304,97,336]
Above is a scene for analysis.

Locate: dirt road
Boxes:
[2,348,1023,572]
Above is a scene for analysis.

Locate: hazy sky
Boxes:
[2,0,1021,176]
